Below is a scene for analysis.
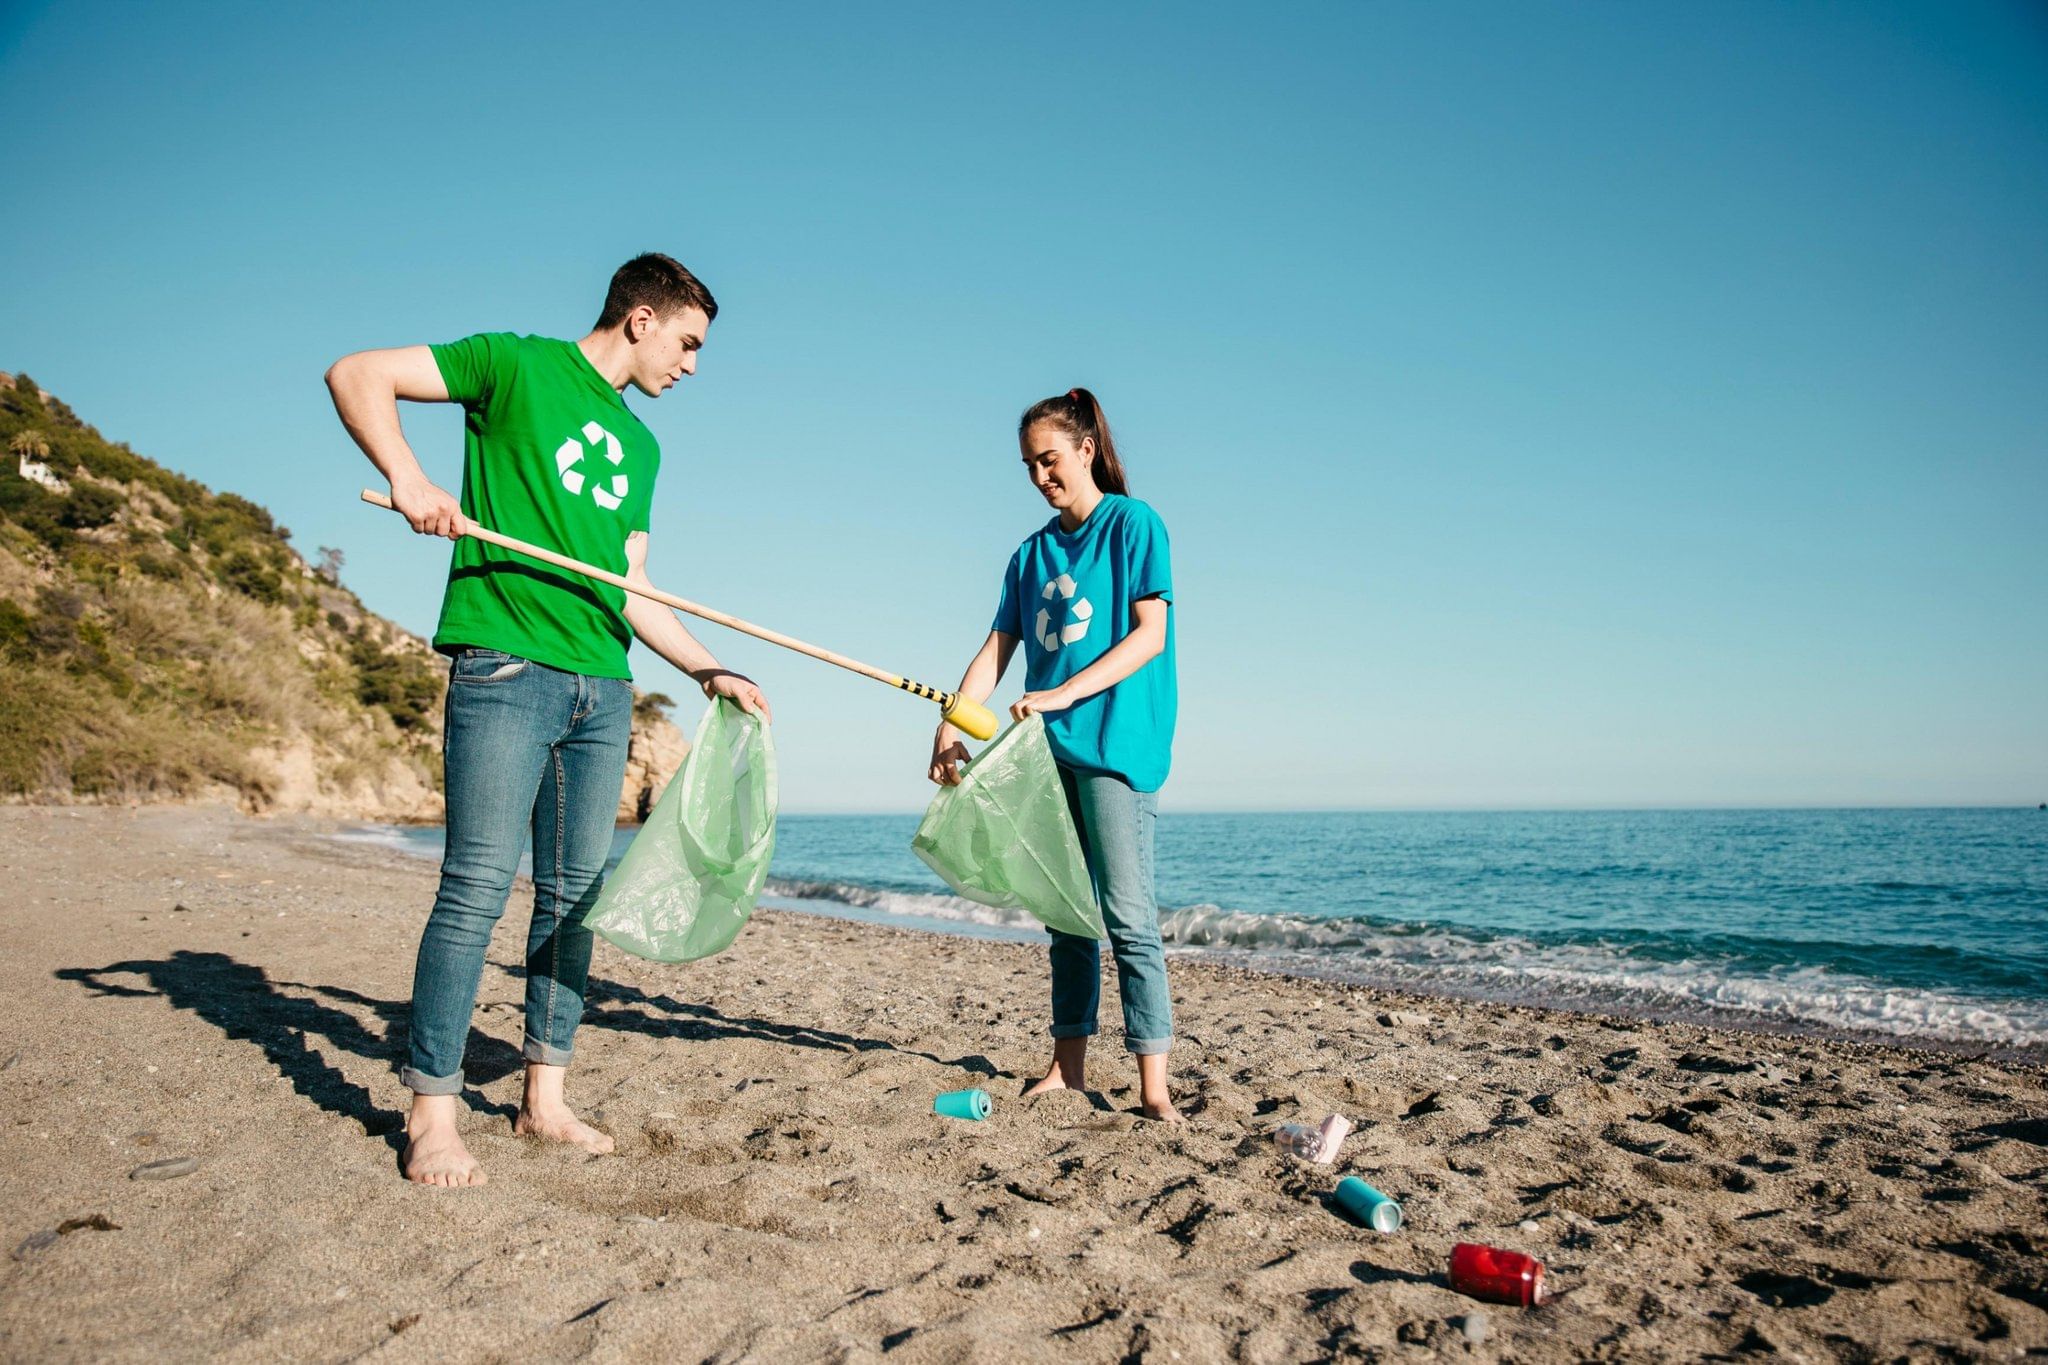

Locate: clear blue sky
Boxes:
[3,3,2043,811]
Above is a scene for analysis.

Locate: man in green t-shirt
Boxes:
[326,254,769,1187]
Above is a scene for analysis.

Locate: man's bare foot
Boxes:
[405,1094,486,1187]
[516,1061,613,1154]
[1022,1071,1079,1097]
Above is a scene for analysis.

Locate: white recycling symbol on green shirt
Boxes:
[555,421,630,511]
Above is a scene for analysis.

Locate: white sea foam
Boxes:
[764,877,1044,935]
[772,882,2048,1050]
[1181,924,2048,1049]
[330,823,436,857]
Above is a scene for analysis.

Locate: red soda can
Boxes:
[1449,1242,1546,1306]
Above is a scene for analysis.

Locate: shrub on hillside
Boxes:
[57,481,123,529]
[0,464,73,550]
[348,636,442,731]
[218,550,284,604]
[214,492,277,537]
[3,374,44,418]
[0,598,30,661]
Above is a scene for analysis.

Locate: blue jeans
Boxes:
[1048,766,1173,1056]
[401,648,633,1096]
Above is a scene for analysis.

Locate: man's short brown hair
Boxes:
[596,253,718,329]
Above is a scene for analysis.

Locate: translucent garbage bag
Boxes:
[588,697,777,962]
[911,714,1105,940]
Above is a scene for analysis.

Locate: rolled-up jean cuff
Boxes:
[523,1037,574,1067]
[1126,1035,1172,1057]
[1048,1023,1099,1040]
[401,1066,464,1097]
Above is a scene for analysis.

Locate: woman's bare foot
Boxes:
[516,1062,614,1155]
[1136,1052,1182,1124]
[1022,1037,1089,1097]
[513,1106,614,1153]
[404,1093,486,1187]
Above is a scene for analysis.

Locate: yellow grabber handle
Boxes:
[360,489,1000,741]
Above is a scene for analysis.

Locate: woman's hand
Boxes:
[699,670,773,723]
[1010,686,1076,721]
[929,726,971,785]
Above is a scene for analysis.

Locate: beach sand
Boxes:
[1,805,2043,1362]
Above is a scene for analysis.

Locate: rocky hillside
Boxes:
[0,371,684,822]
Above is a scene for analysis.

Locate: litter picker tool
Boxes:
[360,489,1000,739]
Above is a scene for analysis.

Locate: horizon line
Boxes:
[769,801,2048,818]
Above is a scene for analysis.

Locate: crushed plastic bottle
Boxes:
[1273,1123,1323,1160]
[1272,1113,1353,1163]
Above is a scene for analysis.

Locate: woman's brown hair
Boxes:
[1020,387,1129,495]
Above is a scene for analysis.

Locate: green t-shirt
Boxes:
[428,333,659,679]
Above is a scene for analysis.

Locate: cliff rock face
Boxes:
[251,734,444,822]
[618,711,689,822]
[251,705,686,824]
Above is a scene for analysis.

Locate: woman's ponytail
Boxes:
[1020,387,1129,495]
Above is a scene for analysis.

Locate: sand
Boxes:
[1,805,2043,1362]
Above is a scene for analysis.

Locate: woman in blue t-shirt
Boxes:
[928,387,1181,1122]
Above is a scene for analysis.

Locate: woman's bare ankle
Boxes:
[1023,1067,1080,1095]
[1135,1053,1179,1122]
[1024,1039,1089,1095]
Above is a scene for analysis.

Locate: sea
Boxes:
[339,808,2048,1058]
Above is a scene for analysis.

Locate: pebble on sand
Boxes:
[1379,1011,1432,1029]
[130,1156,200,1181]
[1460,1310,1489,1344]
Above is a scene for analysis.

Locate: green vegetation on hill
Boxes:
[0,371,444,805]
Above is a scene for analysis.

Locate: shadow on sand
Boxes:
[581,976,1009,1081]
[54,950,524,1146]
[56,953,1040,1138]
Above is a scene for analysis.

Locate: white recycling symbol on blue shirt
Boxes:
[555,421,630,511]
[1035,573,1093,652]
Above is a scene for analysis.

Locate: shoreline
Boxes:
[338,815,2048,1067]
[4,804,2044,1360]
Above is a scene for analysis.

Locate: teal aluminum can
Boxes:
[1334,1176,1403,1233]
[934,1088,992,1121]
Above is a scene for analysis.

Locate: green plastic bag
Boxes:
[587,697,778,962]
[912,714,1106,940]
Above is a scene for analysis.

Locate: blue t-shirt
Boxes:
[992,494,1177,792]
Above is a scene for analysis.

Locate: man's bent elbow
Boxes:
[324,352,362,397]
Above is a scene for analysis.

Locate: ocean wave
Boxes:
[331,824,440,857]
[763,877,1045,935]
[771,884,2048,1050]
[1207,940,2048,1050]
